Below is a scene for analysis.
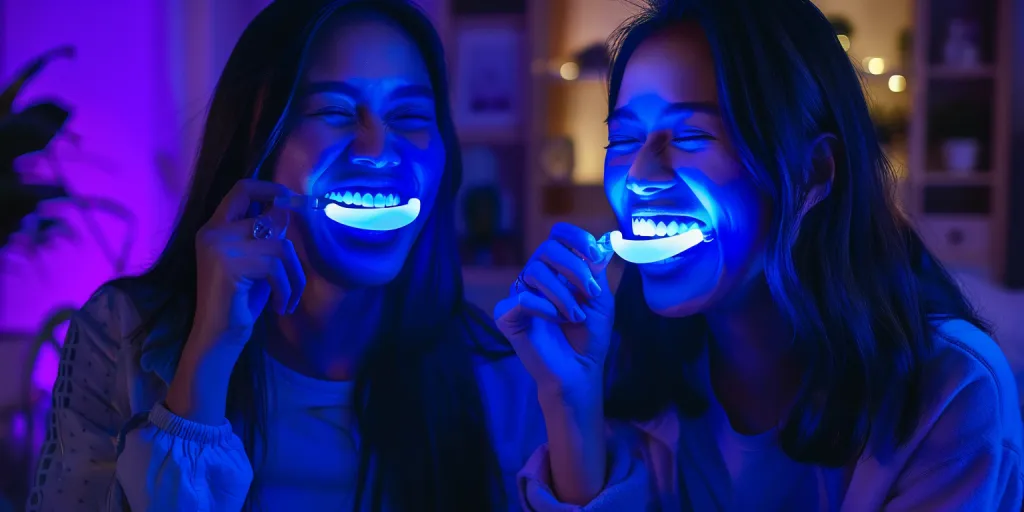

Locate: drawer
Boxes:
[914,216,991,272]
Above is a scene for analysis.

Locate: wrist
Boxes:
[537,377,604,419]
[165,333,242,424]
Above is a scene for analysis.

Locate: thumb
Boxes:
[264,207,291,238]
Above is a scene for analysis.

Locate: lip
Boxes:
[316,173,419,200]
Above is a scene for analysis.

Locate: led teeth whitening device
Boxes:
[298,195,421,231]
[598,227,714,265]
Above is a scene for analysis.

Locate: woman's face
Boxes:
[605,23,771,316]
[274,13,446,286]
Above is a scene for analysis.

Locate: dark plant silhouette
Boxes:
[0,46,75,247]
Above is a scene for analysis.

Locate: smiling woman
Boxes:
[26,1,545,511]
[497,0,1022,510]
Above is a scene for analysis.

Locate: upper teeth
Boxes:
[325,191,402,208]
[631,217,699,238]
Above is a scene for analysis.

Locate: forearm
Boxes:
[165,334,241,425]
[537,383,607,506]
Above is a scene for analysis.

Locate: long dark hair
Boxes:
[113,1,511,510]
[604,0,989,467]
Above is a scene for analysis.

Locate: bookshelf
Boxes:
[906,0,1015,283]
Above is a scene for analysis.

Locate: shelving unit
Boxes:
[906,0,1014,283]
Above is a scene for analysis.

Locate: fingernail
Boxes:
[587,245,600,261]
[572,306,586,322]
[587,278,602,297]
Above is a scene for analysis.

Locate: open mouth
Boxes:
[603,213,714,265]
[320,187,421,231]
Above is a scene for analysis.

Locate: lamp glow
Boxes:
[323,198,421,231]
[601,227,706,264]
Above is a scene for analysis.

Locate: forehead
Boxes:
[306,13,431,87]
[616,23,719,110]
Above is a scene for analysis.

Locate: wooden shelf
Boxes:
[907,0,1013,284]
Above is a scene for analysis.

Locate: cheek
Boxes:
[395,130,446,197]
[273,123,350,193]
[603,157,629,219]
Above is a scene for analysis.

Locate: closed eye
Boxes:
[605,137,642,150]
[310,107,355,124]
[386,106,435,130]
[672,134,714,152]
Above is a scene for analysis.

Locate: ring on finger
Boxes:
[252,215,274,239]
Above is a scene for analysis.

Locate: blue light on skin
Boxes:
[603,26,771,317]
[272,15,446,286]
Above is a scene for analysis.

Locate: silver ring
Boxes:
[252,215,273,239]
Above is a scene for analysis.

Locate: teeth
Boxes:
[631,216,703,238]
[323,191,408,209]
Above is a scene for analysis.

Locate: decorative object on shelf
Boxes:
[931,100,984,174]
[457,145,524,266]
[942,18,980,68]
[941,138,980,174]
[828,15,854,51]
[539,136,575,183]
[453,21,522,130]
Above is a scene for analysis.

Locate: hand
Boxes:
[190,179,307,353]
[494,223,614,404]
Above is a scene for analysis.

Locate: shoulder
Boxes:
[926,319,1019,417]
[913,318,1022,449]
[74,281,146,345]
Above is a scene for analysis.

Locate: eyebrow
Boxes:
[303,81,434,102]
[607,101,720,123]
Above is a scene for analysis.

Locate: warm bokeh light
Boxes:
[559,62,579,80]
[837,34,851,52]
[867,57,885,75]
[888,74,907,93]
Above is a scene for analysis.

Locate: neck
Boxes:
[269,272,384,381]
[704,277,802,433]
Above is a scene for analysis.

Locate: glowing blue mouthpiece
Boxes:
[600,227,706,264]
[323,198,421,231]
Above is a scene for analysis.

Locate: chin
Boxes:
[637,240,724,318]
[299,212,421,287]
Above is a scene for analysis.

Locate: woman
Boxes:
[498,0,1023,510]
[28,1,544,510]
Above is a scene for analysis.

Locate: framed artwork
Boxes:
[452,18,524,133]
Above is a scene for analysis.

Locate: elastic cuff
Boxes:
[148,401,235,445]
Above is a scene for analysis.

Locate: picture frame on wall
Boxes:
[452,18,524,136]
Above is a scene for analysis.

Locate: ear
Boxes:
[798,133,837,218]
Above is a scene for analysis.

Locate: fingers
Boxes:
[549,222,600,262]
[248,238,306,314]
[534,239,602,300]
[494,289,561,333]
[210,179,296,225]
[521,260,586,323]
[219,207,292,239]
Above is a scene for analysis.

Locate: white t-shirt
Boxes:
[252,354,357,510]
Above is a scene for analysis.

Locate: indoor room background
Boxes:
[1,0,1022,508]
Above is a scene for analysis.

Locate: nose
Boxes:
[349,107,400,169]
[626,131,675,196]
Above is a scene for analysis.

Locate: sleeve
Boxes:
[27,288,130,512]
[116,402,253,512]
[884,365,1024,511]
[517,435,651,512]
[26,287,253,512]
